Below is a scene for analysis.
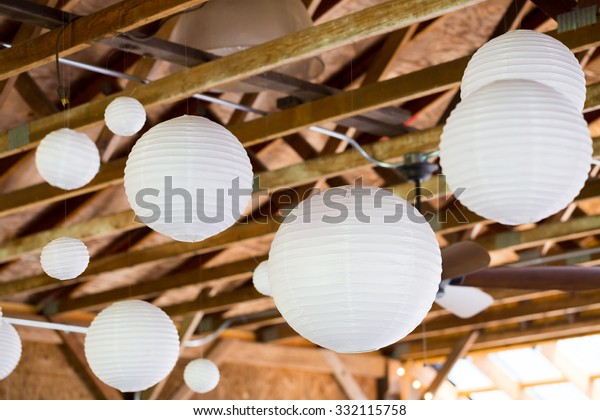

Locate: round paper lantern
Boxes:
[268,186,442,353]
[0,313,21,380]
[35,128,100,190]
[461,30,586,110]
[84,300,179,392]
[40,237,89,280]
[440,79,592,226]
[124,115,253,242]
[252,261,271,296]
[104,96,146,136]
[169,0,323,92]
[184,359,220,394]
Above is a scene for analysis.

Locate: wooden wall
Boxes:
[0,342,94,400]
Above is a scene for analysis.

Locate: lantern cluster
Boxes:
[440,30,592,226]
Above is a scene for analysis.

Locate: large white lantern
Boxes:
[440,79,592,226]
[104,96,147,136]
[252,260,271,296]
[84,300,179,392]
[124,115,253,242]
[461,30,586,110]
[40,237,89,280]
[0,310,22,380]
[268,186,442,353]
[35,128,100,190]
[169,0,323,92]
[184,359,220,394]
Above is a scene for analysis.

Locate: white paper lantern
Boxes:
[440,79,592,226]
[169,0,323,92]
[252,260,271,296]
[184,359,220,394]
[124,115,253,242]
[84,300,179,393]
[35,128,100,190]
[104,97,146,136]
[268,186,442,353]
[40,237,90,280]
[461,30,586,110]
[0,312,22,381]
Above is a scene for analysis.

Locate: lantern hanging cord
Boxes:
[55,23,71,107]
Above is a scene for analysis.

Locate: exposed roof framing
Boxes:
[1,0,600,400]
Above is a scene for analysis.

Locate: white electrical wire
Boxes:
[3,317,89,334]
[1,313,234,347]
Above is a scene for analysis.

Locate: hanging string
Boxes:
[55,25,69,109]
[414,179,428,368]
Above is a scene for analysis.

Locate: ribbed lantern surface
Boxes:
[124,115,253,242]
[460,30,586,110]
[0,315,22,380]
[252,261,271,296]
[35,128,100,190]
[84,300,180,392]
[268,186,442,353]
[104,96,147,136]
[40,237,89,280]
[184,359,220,394]
[440,79,592,226]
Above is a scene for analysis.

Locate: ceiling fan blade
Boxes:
[460,266,600,290]
[435,285,494,319]
[441,241,491,280]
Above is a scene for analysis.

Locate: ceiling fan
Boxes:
[437,240,600,319]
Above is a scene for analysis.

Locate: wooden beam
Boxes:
[471,355,525,399]
[539,342,592,396]
[0,0,483,159]
[163,286,269,317]
[0,0,208,81]
[398,311,600,360]
[422,330,479,398]
[51,256,265,314]
[321,350,368,400]
[0,218,280,297]
[406,291,600,342]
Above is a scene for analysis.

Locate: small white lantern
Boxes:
[268,186,442,353]
[40,237,89,280]
[440,79,592,226]
[104,97,146,136]
[35,128,100,190]
[84,300,179,393]
[461,30,586,110]
[184,359,220,394]
[252,260,271,296]
[124,115,253,242]
[0,310,22,381]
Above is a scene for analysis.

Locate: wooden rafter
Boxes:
[0,0,483,159]
[0,0,209,81]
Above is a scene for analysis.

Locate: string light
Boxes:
[424,392,433,400]
[396,367,406,377]
[412,379,422,389]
